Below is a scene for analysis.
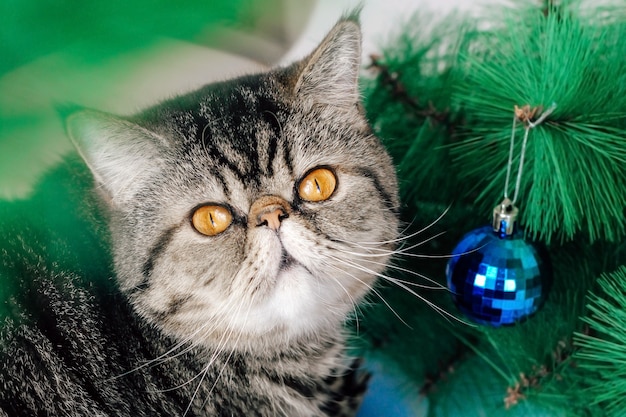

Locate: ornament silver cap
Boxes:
[493,198,519,237]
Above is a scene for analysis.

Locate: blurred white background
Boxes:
[282,0,481,63]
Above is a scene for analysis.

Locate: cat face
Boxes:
[67,18,399,351]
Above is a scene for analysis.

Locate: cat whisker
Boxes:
[183,345,227,413]
[385,230,447,255]
[108,319,211,381]
[397,217,418,238]
[331,230,447,258]
[336,235,488,261]
[112,293,244,381]
[323,259,412,328]
[154,355,214,394]
[394,242,488,259]
[183,294,255,416]
[342,205,451,246]
[142,300,246,367]
[197,293,258,415]
[329,255,476,327]
[352,256,448,291]
[321,263,365,330]
[183,354,219,415]
[400,203,451,237]
[384,277,476,327]
[200,118,218,161]
[263,110,283,139]
[149,326,230,393]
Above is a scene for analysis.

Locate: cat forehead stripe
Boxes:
[193,93,289,185]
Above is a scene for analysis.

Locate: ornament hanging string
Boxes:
[447,102,556,326]
[504,102,557,205]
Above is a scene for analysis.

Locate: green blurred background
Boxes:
[0,0,315,199]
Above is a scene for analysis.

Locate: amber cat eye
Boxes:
[298,168,337,202]
[191,205,233,236]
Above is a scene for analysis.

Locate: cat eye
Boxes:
[191,205,233,236]
[298,167,337,202]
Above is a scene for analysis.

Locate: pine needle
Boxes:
[574,266,626,415]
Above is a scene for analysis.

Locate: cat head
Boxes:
[67,16,399,351]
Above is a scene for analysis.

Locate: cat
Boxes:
[0,13,399,417]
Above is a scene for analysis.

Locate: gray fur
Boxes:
[1,15,399,416]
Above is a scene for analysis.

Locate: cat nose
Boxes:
[249,195,291,231]
[257,207,288,230]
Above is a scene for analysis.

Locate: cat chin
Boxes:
[242,265,349,340]
[140,264,360,351]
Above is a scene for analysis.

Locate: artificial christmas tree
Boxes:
[359,1,626,415]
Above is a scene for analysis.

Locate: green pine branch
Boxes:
[364,1,626,245]
[451,1,626,243]
[574,266,626,416]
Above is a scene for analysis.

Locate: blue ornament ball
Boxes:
[446,225,549,326]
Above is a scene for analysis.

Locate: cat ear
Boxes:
[293,16,362,107]
[66,109,165,206]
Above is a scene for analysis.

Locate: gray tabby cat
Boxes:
[0,14,399,416]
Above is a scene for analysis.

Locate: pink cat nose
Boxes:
[249,195,292,231]
[257,207,288,230]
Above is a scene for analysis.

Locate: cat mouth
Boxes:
[279,250,298,271]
